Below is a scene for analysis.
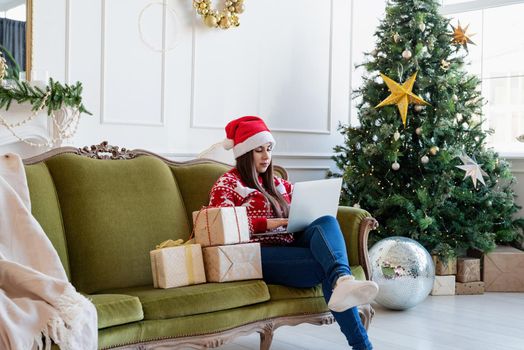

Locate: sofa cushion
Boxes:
[267,265,366,301]
[98,297,329,349]
[44,154,191,293]
[88,294,144,329]
[170,163,230,229]
[25,162,70,279]
[103,280,270,320]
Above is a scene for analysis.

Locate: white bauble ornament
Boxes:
[419,23,426,31]
[353,203,361,209]
[393,131,400,141]
[402,49,412,60]
[414,105,424,112]
[452,94,458,101]
[416,127,422,135]
[371,49,378,57]
[392,162,400,171]
[462,122,469,129]
[421,155,429,164]
[456,113,463,121]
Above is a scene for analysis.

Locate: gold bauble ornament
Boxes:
[375,72,430,127]
[204,15,218,27]
[393,32,401,43]
[219,16,231,29]
[429,146,439,155]
[450,21,476,50]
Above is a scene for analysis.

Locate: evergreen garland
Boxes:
[0,78,91,116]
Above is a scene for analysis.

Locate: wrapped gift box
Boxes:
[192,207,250,247]
[456,281,484,295]
[432,255,457,276]
[150,243,206,288]
[203,243,262,282]
[484,246,524,292]
[431,275,455,296]
[457,257,481,283]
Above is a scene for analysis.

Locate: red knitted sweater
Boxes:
[208,168,294,245]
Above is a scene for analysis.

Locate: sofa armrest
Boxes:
[336,206,379,280]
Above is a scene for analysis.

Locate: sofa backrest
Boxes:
[24,145,287,294]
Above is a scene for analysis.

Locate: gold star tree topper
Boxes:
[451,21,476,50]
[375,72,430,127]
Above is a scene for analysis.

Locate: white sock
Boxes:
[327,275,379,313]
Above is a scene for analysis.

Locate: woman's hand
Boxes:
[267,218,289,230]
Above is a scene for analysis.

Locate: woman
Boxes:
[208,116,378,350]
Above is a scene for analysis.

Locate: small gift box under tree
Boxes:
[456,281,484,295]
[431,275,455,296]
[432,255,457,276]
[483,246,524,292]
[456,257,481,283]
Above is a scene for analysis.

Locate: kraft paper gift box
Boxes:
[432,255,457,276]
[203,243,262,283]
[456,257,481,283]
[192,207,250,247]
[483,246,524,292]
[455,281,485,295]
[150,240,206,289]
[431,275,455,296]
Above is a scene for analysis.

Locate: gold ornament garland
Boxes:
[193,0,244,29]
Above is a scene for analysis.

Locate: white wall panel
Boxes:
[101,0,165,126]
[191,0,332,134]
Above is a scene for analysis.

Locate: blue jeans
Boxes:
[261,215,373,350]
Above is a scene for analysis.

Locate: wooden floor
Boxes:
[217,293,524,350]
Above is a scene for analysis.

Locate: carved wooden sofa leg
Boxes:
[258,322,274,350]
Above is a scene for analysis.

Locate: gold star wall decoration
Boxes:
[451,21,476,50]
[375,72,430,127]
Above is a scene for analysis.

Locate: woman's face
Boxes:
[253,142,272,174]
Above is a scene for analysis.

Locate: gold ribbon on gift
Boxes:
[155,238,196,285]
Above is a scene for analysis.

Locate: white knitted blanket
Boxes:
[0,153,97,350]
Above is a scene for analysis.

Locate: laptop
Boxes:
[253,178,343,236]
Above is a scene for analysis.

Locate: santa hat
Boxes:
[223,116,276,158]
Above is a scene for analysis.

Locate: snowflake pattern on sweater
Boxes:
[209,168,294,245]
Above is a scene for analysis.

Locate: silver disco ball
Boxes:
[368,236,435,310]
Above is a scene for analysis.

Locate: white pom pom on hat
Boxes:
[223,138,234,150]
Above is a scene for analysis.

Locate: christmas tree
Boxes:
[332,0,524,258]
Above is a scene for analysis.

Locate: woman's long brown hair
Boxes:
[236,151,290,218]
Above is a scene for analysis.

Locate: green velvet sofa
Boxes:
[23,141,378,350]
